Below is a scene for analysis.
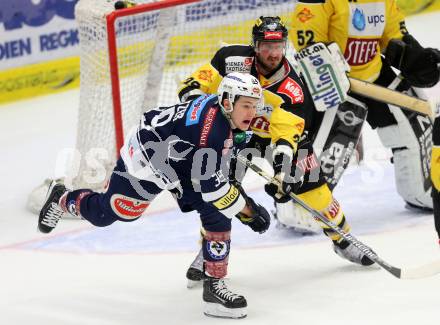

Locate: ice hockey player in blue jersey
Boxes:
[37,72,270,319]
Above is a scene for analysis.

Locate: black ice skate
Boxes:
[405,200,433,212]
[38,181,67,234]
[186,248,204,288]
[203,276,247,319]
[333,239,375,266]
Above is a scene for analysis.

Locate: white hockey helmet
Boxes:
[217,72,263,113]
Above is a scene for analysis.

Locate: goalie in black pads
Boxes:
[292,0,437,214]
[38,72,271,319]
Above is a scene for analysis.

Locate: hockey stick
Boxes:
[237,154,440,279]
[349,77,434,118]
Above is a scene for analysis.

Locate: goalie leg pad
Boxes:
[376,101,433,209]
[432,146,440,192]
[432,189,440,241]
[431,116,440,191]
[296,184,350,241]
[275,200,321,233]
[279,98,366,233]
[313,96,368,190]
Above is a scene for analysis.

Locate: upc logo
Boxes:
[352,8,366,31]
[349,3,385,36]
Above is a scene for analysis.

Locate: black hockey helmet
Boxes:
[252,16,288,47]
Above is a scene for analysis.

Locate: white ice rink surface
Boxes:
[2,11,440,325]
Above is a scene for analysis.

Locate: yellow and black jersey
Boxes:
[291,0,407,82]
[178,44,318,151]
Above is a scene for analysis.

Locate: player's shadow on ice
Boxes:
[331,263,381,274]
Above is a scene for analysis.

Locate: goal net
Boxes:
[71,0,297,190]
[27,0,297,213]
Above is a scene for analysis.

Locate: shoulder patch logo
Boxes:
[297,8,314,23]
[198,70,213,82]
[277,77,304,104]
[186,95,212,126]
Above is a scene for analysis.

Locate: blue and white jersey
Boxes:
[120,95,247,219]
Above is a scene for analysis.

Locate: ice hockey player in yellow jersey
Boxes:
[291,0,439,207]
[432,114,440,244]
[292,0,440,243]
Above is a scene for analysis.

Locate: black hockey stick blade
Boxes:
[236,155,440,280]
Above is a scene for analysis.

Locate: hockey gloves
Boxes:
[236,196,270,233]
[264,178,291,204]
[264,147,300,204]
[234,184,271,233]
[386,34,440,88]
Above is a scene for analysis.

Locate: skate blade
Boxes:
[186,279,202,289]
[203,302,247,319]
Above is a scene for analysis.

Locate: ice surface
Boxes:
[1,11,440,325]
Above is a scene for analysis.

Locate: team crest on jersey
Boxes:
[297,7,314,23]
[277,77,304,104]
[198,70,213,82]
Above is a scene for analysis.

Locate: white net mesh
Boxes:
[72,0,297,190]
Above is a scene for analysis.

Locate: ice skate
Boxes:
[186,248,204,288]
[203,276,247,319]
[38,181,67,234]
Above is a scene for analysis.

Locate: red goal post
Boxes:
[106,0,200,152]
[27,0,297,214]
